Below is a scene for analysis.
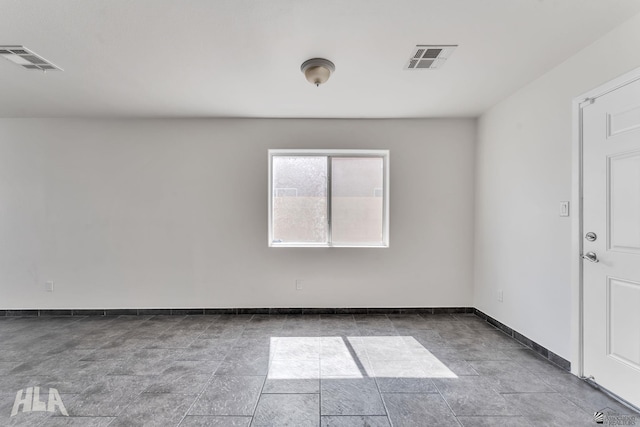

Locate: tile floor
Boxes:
[0,313,637,426]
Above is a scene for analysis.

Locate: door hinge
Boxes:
[580,375,600,389]
[580,97,596,108]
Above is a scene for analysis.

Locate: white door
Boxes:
[582,75,640,408]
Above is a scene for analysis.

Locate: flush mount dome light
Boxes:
[301,58,335,87]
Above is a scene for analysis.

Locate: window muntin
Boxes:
[269,150,389,248]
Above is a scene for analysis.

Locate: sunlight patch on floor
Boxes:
[268,336,457,380]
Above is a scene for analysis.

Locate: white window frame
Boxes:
[268,149,390,248]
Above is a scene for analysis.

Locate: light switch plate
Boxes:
[560,201,570,217]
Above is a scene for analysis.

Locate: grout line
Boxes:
[374,315,394,426]
[176,315,257,426]
[249,315,268,423]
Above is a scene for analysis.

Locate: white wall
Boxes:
[0,118,476,309]
[474,13,640,360]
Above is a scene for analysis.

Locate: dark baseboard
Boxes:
[0,306,571,371]
[474,308,571,372]
[1,307,475,316]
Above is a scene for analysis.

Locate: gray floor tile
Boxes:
[469,360,554,393]
[215,354,270,376]
[501,348,569,376]
[263,357,320,393]
[538,372,636,415]
[0,392,55,426]
[383,393,459,427]
[145,372,212,395]
[321,378,386,416]
[252,393,319,427]
[108,392,195,427]
[108,349,175,375]
[0,362,23,375]
[164,360,222,376]
[187,339,237,359]
[80,348,137,361]
[64,392,132,417]
[369,359,429,378]
[146,331,200,349]
[268,358,319,379]
[79,375,153,396]
[457,416,535,427]
[320,416,391,427]
[474,330,525,349]
[502,393,594,427]
[271,337,320,360]
[1,314,636,427]
[433,377,520,416]
[232,338,273,352]
[199,326,246,339]
[387,315,432,330]
[0,350,28,362]
[375,377,436,393]
[0,374,102,396]
[439,359,479,376]
[262,378,320,394]
[190,376,264,416]
[437,331,482,347]
[430,344,510,361]
[171,348,230,362]
[173,316,219,330]
[277,328,322,338]
[403,330,448,348]
[37,417,116,426]
[180,416,252,426]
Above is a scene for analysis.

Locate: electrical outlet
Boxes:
[497,290,503,302]
[295,279,304,290]
[45,281,54,292]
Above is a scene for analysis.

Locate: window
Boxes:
[268,149,389,247]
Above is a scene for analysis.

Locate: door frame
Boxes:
[571,65,640,378]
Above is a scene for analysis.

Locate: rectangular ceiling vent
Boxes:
[0,46,62,71]
[405,45,457,70]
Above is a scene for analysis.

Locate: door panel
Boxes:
[608,152,640,253]
[607,277,640,369]
[608,104,640,138]
[583,76,640,408]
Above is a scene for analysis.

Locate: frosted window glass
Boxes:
[331,157,383,245]
[272,156,328,243]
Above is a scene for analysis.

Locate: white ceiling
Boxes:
[1,0,640,118]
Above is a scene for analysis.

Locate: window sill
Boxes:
[269,243,389,248]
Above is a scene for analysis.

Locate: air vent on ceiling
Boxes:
[0,45,62,71]
[405,45,457,70]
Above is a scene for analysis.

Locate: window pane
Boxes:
[331,157,384,245]
[272,156,328,243]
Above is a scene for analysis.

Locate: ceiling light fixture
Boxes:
[301,58,335,87]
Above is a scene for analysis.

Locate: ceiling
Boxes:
[1,0,639,119]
